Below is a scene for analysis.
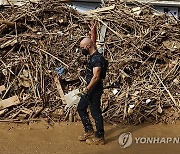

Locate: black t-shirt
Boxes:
[86,51,104,85]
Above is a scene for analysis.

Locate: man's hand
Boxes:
[90,19,97,45]
[82,87,88,95]
[77,87,88,97]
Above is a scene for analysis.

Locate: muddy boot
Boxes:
[78,130,94,141]
[86,137,105,145]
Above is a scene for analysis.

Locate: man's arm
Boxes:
[90,20,97,45]
[87,67,101,91]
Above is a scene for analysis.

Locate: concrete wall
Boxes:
[70,1,101,12]
[154,6,179,17]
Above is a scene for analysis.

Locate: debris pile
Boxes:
[0,0,179,124]
[98,2,180,124]
[0,0,89,123]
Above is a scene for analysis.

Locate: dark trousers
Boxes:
[77,90,104,138]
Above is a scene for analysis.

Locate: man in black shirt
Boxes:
[77,37,105,145]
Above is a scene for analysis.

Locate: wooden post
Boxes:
[0,85,6,93]
[54,76,66,104]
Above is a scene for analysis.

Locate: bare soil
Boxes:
[0,121,179,154]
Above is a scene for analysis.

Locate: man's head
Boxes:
[80,37,95,56]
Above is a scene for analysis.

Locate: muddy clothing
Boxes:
[77,51,105,138]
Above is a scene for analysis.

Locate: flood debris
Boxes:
[0,0,179,125]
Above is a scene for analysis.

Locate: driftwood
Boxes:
[0,0,179,125]
[0,96,20,109]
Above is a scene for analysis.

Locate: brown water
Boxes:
[0,121,179,154]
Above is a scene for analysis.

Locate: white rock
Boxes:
[146,99,151,104]
[112,89,118,95]
[129,104,135,109]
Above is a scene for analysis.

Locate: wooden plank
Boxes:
[0,20,15,27]
[84,5,115,15]
[0,38,17,49]
[97,22,108,53]
[99,22,108,43]
[0,85,6,93]
[0,95,20,109]
[21,108,32,114]
[32,107,44,118]
[54,76,66,104]
[0,109,7,116]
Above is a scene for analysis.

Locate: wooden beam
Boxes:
[99,22,108,43]
[97,22,108,53]
[0,109,7,116]
[0,38,17,49]
[84,5,115,15]
[0,85,6,93]
[0,95,20,110]
[0,20,15,27]
[54,76,66,104]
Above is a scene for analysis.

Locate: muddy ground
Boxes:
[0,121,179,154]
